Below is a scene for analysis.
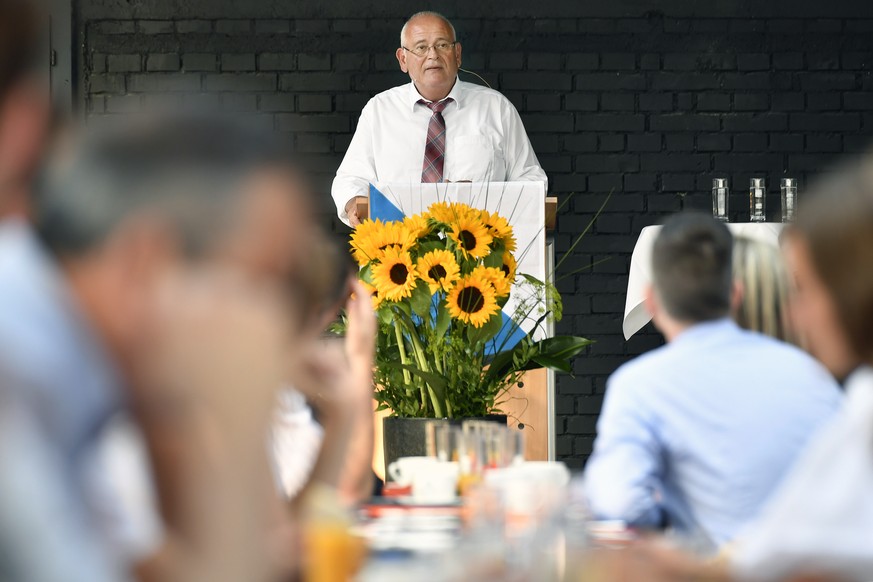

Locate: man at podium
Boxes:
[331,11,548,226]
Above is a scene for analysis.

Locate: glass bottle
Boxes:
[750,178,766,223]
[712,178,729,222]
[781,178,797,223]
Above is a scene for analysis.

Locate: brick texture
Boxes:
[77,1,873,469]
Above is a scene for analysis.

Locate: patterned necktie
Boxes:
[419,98,453,183]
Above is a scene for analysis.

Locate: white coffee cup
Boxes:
[412,462,460,504]
[387,456,438,486]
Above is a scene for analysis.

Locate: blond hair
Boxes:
[732,236,796,344]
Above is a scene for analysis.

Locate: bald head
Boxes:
[395,11,462,102]
[400,11,456,46]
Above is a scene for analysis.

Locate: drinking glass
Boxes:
[750,178,767,222]
[712,178,729,222]
[781,178,797,223]
[426,421,455,462]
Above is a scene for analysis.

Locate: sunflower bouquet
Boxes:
[347,201,590,419]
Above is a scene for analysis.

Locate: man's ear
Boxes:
[643,284,658,319]
[396,47,408,73]
[454,42,463,68]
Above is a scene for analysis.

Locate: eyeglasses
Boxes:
[402,41,457,58]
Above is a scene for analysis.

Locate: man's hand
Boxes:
[345,198,361,227]
[135,268,289,439]
[344,279,377,378]
[288,280,377,502]
[289,280,375,419]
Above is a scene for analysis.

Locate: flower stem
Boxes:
[397,313,446,418]
[392,318,413,388]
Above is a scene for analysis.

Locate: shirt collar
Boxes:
[407,77,462,112]
[670,318,739,347]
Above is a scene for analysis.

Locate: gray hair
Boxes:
[400,11,457,46]
[33,115,297,259]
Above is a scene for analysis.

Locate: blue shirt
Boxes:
[583,319,842,548]
[0,219,128,581]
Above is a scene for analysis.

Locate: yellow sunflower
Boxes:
[403,213,432,240]
[480,210,517,253]
[417,249,461,294]
[371,247,418,302]
[472,265,511,298]
[446,272,500,328]
[349,219,384,266]
[448,215,493,259]
[350,219,416,266]
[500,251,518,283]
[427,201,476,224]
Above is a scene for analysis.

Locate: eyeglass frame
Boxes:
[401,41,458,58]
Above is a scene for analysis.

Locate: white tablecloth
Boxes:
[623,223,785,340]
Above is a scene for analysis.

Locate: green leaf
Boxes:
[393,301,411,318]
[377,307,395,326]
[416,240,448,256]
[466,312,503,345]
[484,342,537,384]
[483,335,594,384]
[359,263,374,285]
[383,362,448,395]
[531,354,572,373]
[435,301,451,337]
[535,336,595,361]
[409,280,433,318]
[483,249,504,269]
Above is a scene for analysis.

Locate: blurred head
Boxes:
[0,0,52,217]
[298,231,357,335]
[732,236,797,344]
[647,212,734,338]
[33,115,318,362]
[396,11,462,102]
[783,160,873,376]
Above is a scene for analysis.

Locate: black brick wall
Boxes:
[76,0,873,469]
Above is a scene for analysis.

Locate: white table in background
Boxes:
[623,223,784,340]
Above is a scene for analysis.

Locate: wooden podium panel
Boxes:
[500,368,550,461]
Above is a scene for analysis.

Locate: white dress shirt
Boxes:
[331,79,548,224]
[732,366,873,582]
[583,319,842,550]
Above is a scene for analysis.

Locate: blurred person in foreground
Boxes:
[1,115,376,581]
[583,213,841,551]
[732,236,798,345]
[0,1,96,580]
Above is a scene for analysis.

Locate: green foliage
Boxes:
[341,198,610,419]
